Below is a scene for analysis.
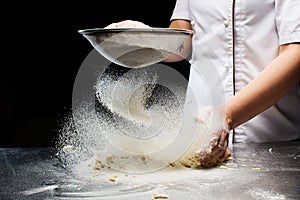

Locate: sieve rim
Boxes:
[78,27,194,36]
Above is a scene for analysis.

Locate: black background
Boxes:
[1,0,190,147]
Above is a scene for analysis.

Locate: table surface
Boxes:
[1,141,299,200]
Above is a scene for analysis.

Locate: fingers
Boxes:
[218,130,229,148]
[196,130,231,168]
[197,148,231,168]
[223,148,231,160]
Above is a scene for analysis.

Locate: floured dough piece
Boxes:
[105,20,151,29]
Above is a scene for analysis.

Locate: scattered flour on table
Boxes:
[247,189,286,200]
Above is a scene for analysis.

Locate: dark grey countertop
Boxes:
[1,142,299,200]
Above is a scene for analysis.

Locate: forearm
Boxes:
[163,19,193,62]
[225,43,300,130]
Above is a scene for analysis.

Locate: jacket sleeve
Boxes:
[275,0,300,45]
[170,0,191,21]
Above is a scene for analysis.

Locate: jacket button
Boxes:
[223,19,229,27]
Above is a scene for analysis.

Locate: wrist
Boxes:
[225,106,233,131]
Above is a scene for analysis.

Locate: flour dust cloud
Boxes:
[56,63,189,173]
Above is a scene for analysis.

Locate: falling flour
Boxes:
[56,66,187,172]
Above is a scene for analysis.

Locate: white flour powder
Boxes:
[56,66,186,172]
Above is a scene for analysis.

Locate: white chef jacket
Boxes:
[171,0,300,143]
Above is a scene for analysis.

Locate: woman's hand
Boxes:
[196,129,231,168]
[163,19,193,62]
[179,105,231,169]
[179,129,231,169]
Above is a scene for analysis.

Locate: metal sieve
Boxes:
[78,27,193,68]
